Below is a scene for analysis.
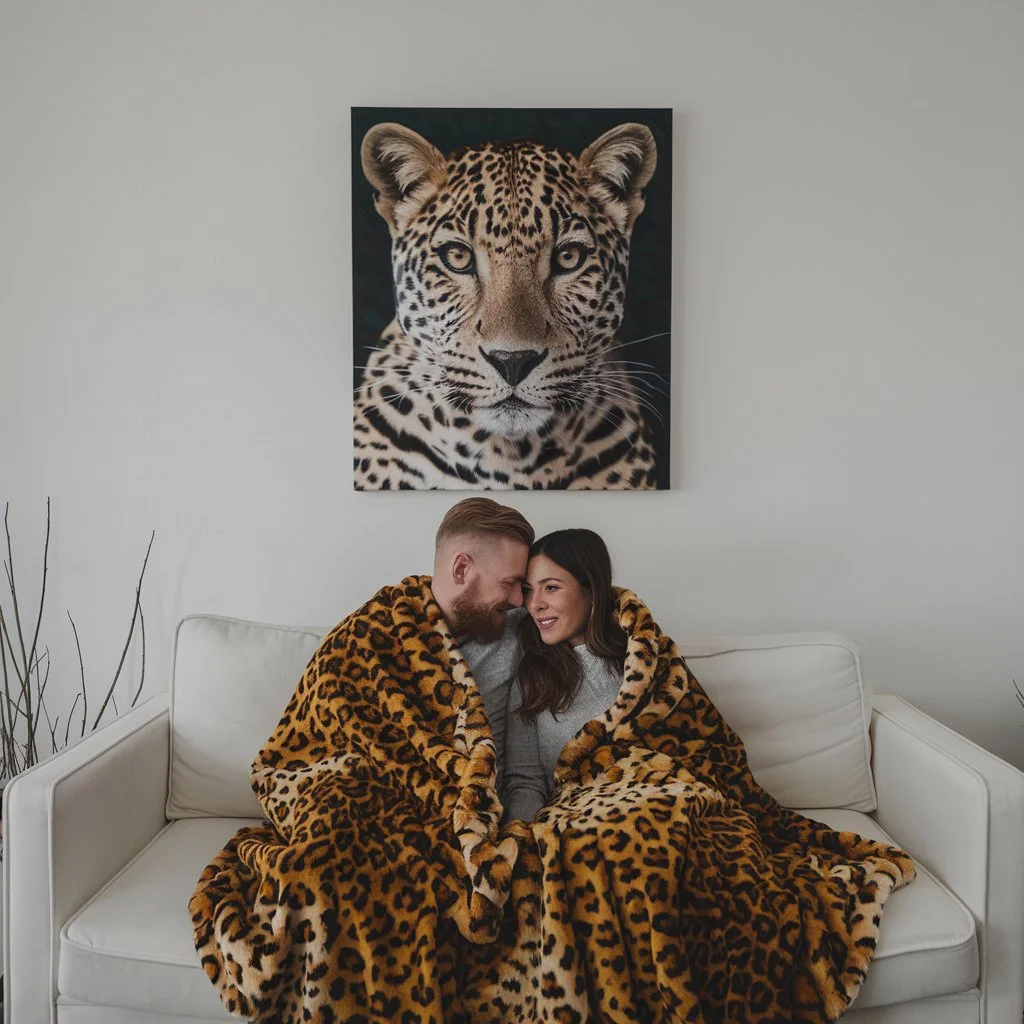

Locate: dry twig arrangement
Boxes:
[0,500,154,781]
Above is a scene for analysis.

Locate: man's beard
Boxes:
[448,583,509,644]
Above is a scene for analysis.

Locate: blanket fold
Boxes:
[190,578,913,1024]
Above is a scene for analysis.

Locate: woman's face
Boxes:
[523,553,591,647]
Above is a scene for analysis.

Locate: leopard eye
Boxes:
[552,243,590,275]
[436,242,476,275]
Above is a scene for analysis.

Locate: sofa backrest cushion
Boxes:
[166,615,324,819]
[167,617,876,819]
[677,633,876,812]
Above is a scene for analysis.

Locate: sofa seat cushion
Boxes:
[58,812,977,1017]
[807,809,978,1010]
[59,817,259,1020]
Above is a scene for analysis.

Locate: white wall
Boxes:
[2,1,1022,767]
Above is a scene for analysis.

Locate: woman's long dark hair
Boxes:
[517,529,627,720]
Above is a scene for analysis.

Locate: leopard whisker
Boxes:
[593,404,642,455]
[354,377,435,398]
[602,357,665,373]
[442,387,475,414]
[577,380,665,427]
[594,362,671,396]
[600,366,670,383]
[606,330,671,352]
[598,371,671,400]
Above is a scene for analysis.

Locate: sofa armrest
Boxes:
[2,693,170,1024]
[870,694,1024,1024]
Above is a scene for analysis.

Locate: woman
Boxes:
[500,530,914,1024]
[503,528,626,822]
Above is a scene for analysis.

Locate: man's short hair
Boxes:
[435,498,534,552]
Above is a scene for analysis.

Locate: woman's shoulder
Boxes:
[574,643,620,682]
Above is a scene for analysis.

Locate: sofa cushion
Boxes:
[59,818,258,1020]
[678,633,876,810]
[168,618,876,819]
[58,812,976,1018]
[166,615,323,819]
[805,808,978,1010]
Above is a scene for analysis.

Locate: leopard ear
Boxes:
[579,123,658,235]
[361,122,447,233]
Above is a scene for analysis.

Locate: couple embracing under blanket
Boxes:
[190,498,914,1024]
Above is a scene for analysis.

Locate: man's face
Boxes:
[448,537,528,643]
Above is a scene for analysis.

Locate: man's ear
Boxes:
[451,551,473,586]
[578,122,657,235]
[361,122,447,234]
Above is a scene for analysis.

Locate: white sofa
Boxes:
[4,615,1023,1024]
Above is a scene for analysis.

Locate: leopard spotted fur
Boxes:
[353,122,662,490]
[190,580,914,1024]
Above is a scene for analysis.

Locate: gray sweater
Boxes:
[502,644,622,822]
[458,608,524,796]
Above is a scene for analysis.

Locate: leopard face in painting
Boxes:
[354,121,661,490]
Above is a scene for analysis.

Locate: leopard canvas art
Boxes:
[352,108,672,490]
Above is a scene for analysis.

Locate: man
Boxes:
[191,496,535,1024]
[429,496,532,794]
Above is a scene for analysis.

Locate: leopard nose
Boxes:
[480,347,549,386]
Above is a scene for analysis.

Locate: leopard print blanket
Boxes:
[190,577,914,1023]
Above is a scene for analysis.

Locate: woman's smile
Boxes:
[523,553,591,646]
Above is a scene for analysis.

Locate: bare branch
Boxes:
[29,648,51,762]
[91,531,154,731]
[25,498,50,724]
[3,502,31,678]
[2,616,35,737]
[2,507,155,774]
[0,602,14,777]
[68,612,87,738]
[131,603,147,708]
[0,582,32,727]
[64,693,81,748]
[34,649,51,699]
[41,695,58,756]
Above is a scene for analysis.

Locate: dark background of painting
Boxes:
[351,107,673,489]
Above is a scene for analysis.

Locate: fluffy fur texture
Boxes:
[190,580,914,1023]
